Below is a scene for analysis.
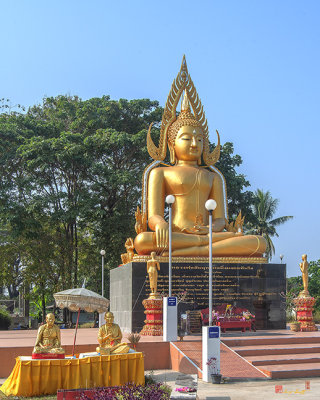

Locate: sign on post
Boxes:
[208,326,220,338]
[168,297,177,306]
[163,296,177,342]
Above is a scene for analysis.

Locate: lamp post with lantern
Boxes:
[205,199,217,326]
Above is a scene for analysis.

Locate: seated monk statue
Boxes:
[134,57,267,258]
[33,313,65,354]
[96,312,130,355]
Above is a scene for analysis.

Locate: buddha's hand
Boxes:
[181,226,209,235]
[155,222,169,251]
[99,333,111,343]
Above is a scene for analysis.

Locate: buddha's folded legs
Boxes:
[134,232,266,257]
[173,235,266,256]
[97,343,130,355]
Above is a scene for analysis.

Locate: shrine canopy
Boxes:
[54,288,109,313]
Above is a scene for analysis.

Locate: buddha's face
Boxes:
[46,314,55,327]
[174,125,203,162]
[105,312,114,325]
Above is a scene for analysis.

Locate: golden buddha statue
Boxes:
[299,254,309,297]
[96,312,130,355]
[134,56,266,258]
[33,313,65,354]
[147,251,161,298]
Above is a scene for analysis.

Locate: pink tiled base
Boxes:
[224,330,320,379]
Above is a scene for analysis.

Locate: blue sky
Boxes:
[1,1,320,277]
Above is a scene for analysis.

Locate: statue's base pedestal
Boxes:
[140,298,163,336]
[294,295,318,332]
[110,260,286,333]
[32,353,65,359]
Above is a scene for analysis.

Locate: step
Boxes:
[232,343,320,356]
[258,362,320,379]
[222,335,320,347]
[247,353,320,366]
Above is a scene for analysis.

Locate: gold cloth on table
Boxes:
[0,353,144,397]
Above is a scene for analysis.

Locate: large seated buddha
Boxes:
[132,57,266,258]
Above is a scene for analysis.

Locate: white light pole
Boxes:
[280,254,284,264]
[166,195,175,297]
[100,250,106,297]
[205,199,217,326]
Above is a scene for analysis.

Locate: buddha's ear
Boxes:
[168,143,176,164]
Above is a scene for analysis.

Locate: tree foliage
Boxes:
[0,95,162,315]
[215,142,255,223]
[247,189,293,259]
[308,259,320,310]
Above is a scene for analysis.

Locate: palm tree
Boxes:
[247,189,293,260]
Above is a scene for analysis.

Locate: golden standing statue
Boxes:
[147,251,161,298]
[33,313,65,354]
[96,312,130,355]
[134,57,267,257]
[299,254,309,297]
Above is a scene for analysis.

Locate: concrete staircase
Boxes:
[222,335,320,378]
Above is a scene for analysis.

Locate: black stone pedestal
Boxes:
[110,260,286,333]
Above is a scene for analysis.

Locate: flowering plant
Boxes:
[80,382,170,399]
[175,387,196,393]
[242,311,254,320]
[206,356,219,375]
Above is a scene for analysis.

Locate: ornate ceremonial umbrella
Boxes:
[54,287,109,356]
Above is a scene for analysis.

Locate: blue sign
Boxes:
[167,297,177,306]
[208,326,220,338]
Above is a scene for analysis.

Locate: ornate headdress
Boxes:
[147,56,220,166]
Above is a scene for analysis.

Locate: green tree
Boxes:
[215,142,255,223]
[247,189,293,259]
[308,259,320,310]
[0,95,163,306]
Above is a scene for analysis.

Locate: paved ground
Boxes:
[148,370,320,400]
[0,326,319,347]
[2,372,320,399]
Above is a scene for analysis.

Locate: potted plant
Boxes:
[206,356,222,384]
[280,291,301,332]
[289,321,301,332]
[127,332,140,350]
[178,327,185,341]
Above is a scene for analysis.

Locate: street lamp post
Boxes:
[100,250,106,297]
[205,199,217,326]
[165,195,175,297]
[280,254,284,264]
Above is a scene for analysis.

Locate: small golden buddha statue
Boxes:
[33,313,65,354]
[147,252,161,299]
[299,254,309,297]
[134,56,267,258]
[96,312,130,355]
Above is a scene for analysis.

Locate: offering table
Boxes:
[0,352,144,397]
[217,320,252,333]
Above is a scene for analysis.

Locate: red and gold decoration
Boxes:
[294,296,318,332]
[140,298,163,336]
[293,254,318,332]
